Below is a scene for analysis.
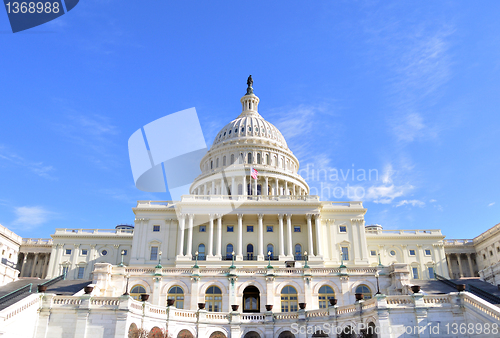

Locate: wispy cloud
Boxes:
[0,145,56,179]
[395,199,425,208]
[12,206,54,229]
[488,202,495,207]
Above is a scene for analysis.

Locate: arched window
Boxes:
[198,244,206,260]
[279,158,283,168]
[247,244,254,260]
[248,153,252,164]
[240,153,244,164]
[210,161,213,169]
[295,244,302,260]
[223,156,226,166]
[130,285,146,301]
[267,244,274,258]
[265,154,269,165]
[226,244,233,260]
[167,286,184,309]
[318,285,335,309]
[355,284,372,300]
[205,286,222,312]
[257,153,261,164]
[216,158,219,168]
[280,286,298,312]
[230,154,235,165]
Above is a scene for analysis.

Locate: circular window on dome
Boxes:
[390,250,396,256]
[102,250,108,256]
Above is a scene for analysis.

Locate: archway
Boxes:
[243,332,261,338]
[128,323,138,338]
[312,330,329,337]
[339,326,355,338]
[278,331,295,338]
[177,329,194,338]
[242,285,260,313]
[209,332,227,338]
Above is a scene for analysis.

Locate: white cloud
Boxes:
[429,199,437,203]
[488,202,495,207]
[392,112,426,142]
[0,145,56,179]
[395,199,425,208]
[12,206,53,228]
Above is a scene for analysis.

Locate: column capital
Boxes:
[305,214,312,220]
[73,244,80,248]
[314,213,321,220]
[285,214,292,220]
[188,214,195,220]
[90,244,97,249]
[209,214,214,221]
[237,214,244,220]
[277,214,284,220]
[257,214,264,220]
[216,214,223,219]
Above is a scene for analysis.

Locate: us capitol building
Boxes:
[1,80,499,338]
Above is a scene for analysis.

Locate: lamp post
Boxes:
[123,274,130,295]
[304,251,310,268]
[155,251,162,269]
[267,251,273,269]
[230,251,236,269]
[375,271,381,295]
[118,250,125,267]
[193,251,199,269]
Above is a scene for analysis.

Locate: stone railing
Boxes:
[21,238,53,246]
[180,195,320,202]
[366,229,442,235]
[462,292,500,322]
[444,239,474,246]
[0,293,40,322]
[54,228,134,235]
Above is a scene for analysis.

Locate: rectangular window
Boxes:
[62,266,69,276]
[339,226,347,233]
[81,249,88,256]
[497,247,500,253]
[199,225,206,232]
[77,267,85,279]
[65,249,72,255]
[370,250,376,256]
[153,225,160,232]
[424,249,431,256]
[409,249,416,256]
[294,226,301,232]
[247,225,254,232]
[412,267,419,279]
[341,247,349,261]
[227,226,234,232]
[150,246,158,261]
[428,267,435,279]
[267,225,273,232]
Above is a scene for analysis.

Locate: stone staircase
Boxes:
[0,278,92,311]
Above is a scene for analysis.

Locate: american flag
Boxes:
[251,167,258,179]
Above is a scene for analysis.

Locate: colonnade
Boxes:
[193,175,307,196]
[446,253,477,278]
[176,213,323,261]
[19,252,51,278]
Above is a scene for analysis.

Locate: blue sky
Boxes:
[0,1,499,240]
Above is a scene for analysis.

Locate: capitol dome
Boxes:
[190,77,309,197]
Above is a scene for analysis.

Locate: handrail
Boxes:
[0,283,32,304]
[435,273,500,304]
[39,274,65,287]
[467,284,500,304]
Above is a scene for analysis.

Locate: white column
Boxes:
[314,214,323,257]
[187,214,194,258]
[237,214,243,260]
[177,214,185,257]
[457,254,464,278]
[278,214,285,257]
[264,177,269,196]
[306,214,314,257]
[211,181,215,195]
[20,253,28,277]
[221,178,226,195]
[446,254,453,278]
[467,253,474,277]
[30,253,39,278]
[243,176,247,196]
[208,215,214,257]
[231,177,235,195]
[216,215,222,258]
[88,245,97,280]
[284,181,288,195]
[257,214,264,260]
[275,177,279,195]
[286,214,293,257]
[204,183,207,195]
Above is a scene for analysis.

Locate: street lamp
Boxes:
[267,251,273,269]
[375,271,381,295]
[123,274,130,295]
[155,251,162,269]
[118,250,126,267]
[230,251,236,269]
[193,251,199,269]
[304,251,310,268]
